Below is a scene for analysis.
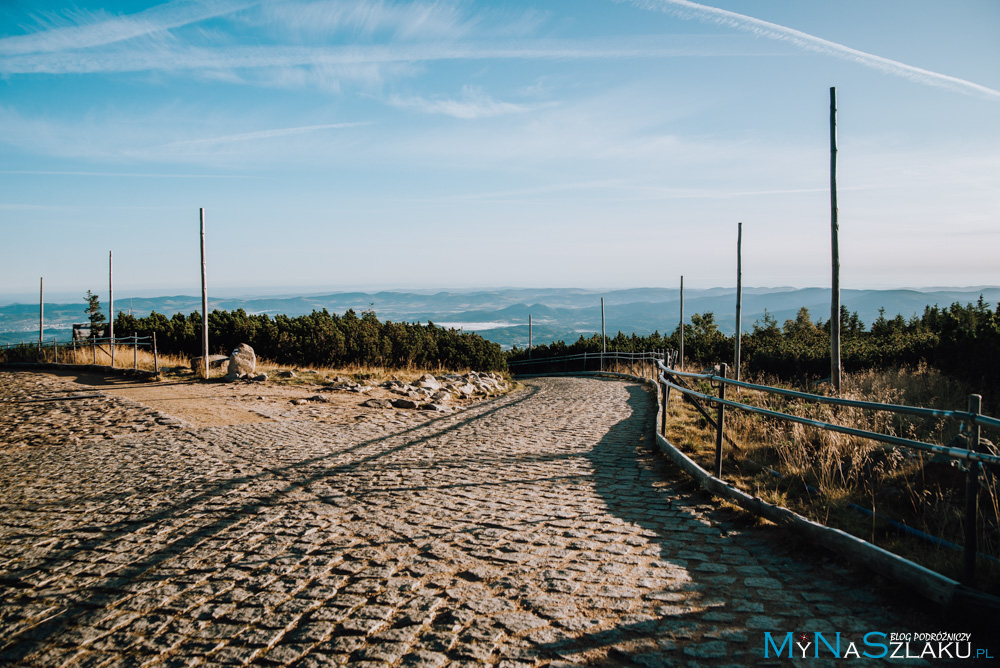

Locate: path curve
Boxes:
[0,374,932,666]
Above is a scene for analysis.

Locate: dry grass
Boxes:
[664,364,1000,594]
[9,341,506,387]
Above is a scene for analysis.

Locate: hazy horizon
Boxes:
[5,282,1000,309]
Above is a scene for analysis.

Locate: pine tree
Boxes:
[84,291,106,338]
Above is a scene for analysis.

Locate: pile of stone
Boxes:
[362,372,509,412]
[215,343,509,411]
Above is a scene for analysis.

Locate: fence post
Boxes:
[53,337,58,364]
[660,356,668,435]
[714,363,728,478]
[153,332,159,377]
[964,394,982,585]
[133,332,138,370]
[92,338,97,364]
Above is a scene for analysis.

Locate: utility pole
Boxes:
[734,223,743,382]
[39,277,43,352]
[601,297,606,371]
[109,251,114,367]
[200,208,210,379]
[830,87,842,392]
[679,276,685,371]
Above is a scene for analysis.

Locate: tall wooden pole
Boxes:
[109,251,114,368]
[734,223,743,382]
[200,208,210,379]
[600,297,606,371]
[679,275,685,371]
[528,314,532,360]
[39,277,44,351]
[830,87,842,392]
[601,298,606,352]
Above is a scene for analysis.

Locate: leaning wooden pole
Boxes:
[734,223,743,382]
[830,87,842,393]
[200,208,210,380]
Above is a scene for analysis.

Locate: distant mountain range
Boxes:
[3,286,999,350]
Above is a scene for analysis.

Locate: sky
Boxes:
[1,0,998,303]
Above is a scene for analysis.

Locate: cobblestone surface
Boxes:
[0,372,936,666]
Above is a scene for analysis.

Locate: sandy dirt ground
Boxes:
[44,368,463,428]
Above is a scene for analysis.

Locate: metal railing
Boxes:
[656,358,1000,585]
[1,333,160,374]
[507,350,665,379]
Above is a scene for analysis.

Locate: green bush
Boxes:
[116,308,505,372]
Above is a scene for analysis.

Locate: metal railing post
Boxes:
[964,394,982,584]
[714,363,728,478]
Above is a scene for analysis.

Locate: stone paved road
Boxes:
[1,373,936,666]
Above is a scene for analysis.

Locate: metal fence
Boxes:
[1,333,159,374]
[507,350,665,380]
[656,358,1000,586]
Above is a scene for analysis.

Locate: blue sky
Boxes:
[1,0,998,302]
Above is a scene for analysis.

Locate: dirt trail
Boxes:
[26,369,431,428]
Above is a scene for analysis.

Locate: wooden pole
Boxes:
[133,332,137,370]
[679,276,685,371]
[714,363,728,478]
[528,314,532,360]
[200,208,210,379]
[153,332,159,377]
[735,223,743,383]
[601,297,606,371]
[830,87,842,393]
[39,277,43,353]
[109,251,115,368]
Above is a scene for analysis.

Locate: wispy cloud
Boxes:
[153,122,371,149]
[0,0,259,56]
[256,0,479,41]
[388,86,543,119]
[626,0,1000,100]
[0,34,782,76]
[0,170,256,179]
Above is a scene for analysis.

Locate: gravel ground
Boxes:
[0,370,953,666]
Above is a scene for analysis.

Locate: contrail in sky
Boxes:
[626,0,1000,100]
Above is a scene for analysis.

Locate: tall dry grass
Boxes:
[1,340,503,386]
[665,364,1000,592]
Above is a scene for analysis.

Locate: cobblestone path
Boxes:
[1,373,933,666]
